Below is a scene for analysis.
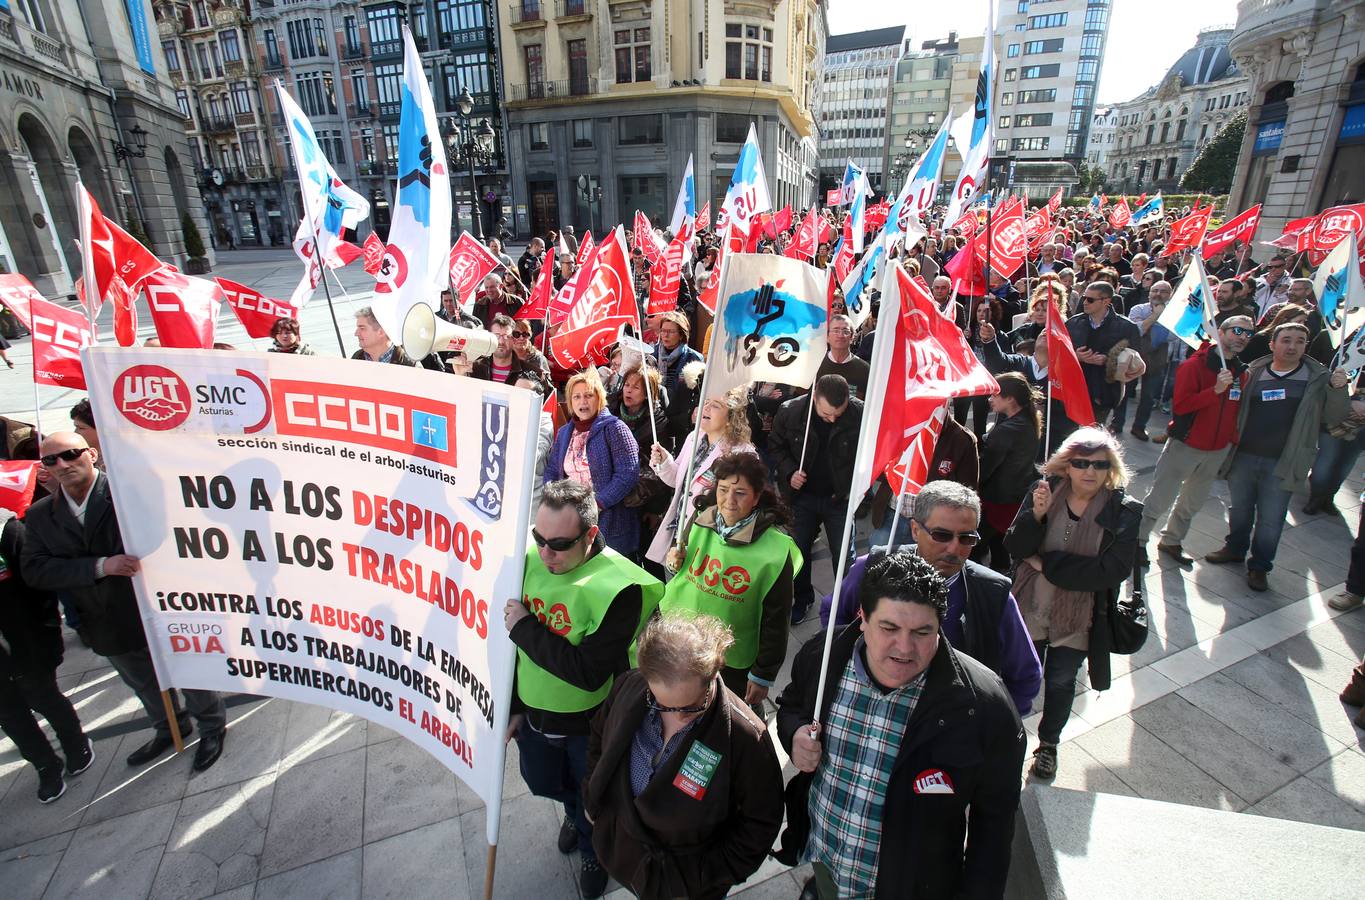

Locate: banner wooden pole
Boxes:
[160,690,185,753]
[482,844,498,900]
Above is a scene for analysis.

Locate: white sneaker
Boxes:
[1328,591,1363,611]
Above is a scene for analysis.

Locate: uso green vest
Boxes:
[517,545,663,713]
[660,519,801,670]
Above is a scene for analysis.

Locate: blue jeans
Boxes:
[1307,429,1365,503]
[1034,641,1087,746]
[869,509,914,552]
[791,492,853,614]
[1132,361,1169,432]
[1225,452,1294,573]
[516,725,595,859]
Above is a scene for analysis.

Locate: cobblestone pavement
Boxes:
[0,249,1361,899]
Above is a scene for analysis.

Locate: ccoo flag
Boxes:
[1157,253,1220,351]
[369,25,451,338]
[1313,232,1365,347]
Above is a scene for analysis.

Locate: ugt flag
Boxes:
[1158,254,1220,350]
[1047,299,1096,426]
[945,0,994,223]
[705,254,828,401]
[0,460,39,516]
[370,25,451,337]
[1163,204,1214,257]
[77,183,164,345]
[1313,232,1365,347]
[716,123,772,238]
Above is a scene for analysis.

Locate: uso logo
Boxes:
[114,365,192,431]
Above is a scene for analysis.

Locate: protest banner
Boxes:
[82,348,538,848]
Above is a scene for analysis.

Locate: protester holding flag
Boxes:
[1119,279,1173,441]
[545,372,642,557]
[607,364,669,506]
[267,317,316,355]
[1206,323,1351,592]
[519,237,546,286]
[660,451,799,704]
[1005,428,1142,781]
[1065,282,1142,430]
[582,611,783,900]
[505,479,662,899]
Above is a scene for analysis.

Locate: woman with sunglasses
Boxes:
[266,318,315,356]
[1005,427,1142,780]
[976,373,1042,573]
[660,451,798,707]
[583,611,783,900]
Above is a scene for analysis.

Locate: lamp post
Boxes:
[112,122,148,160]
[442,88,496,240]
[576,174,602,235]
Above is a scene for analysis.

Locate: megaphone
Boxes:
[402,304,498,360]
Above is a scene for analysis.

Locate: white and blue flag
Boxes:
[716,123,772,238]
[668,154,696,235]
[849,172,868,255]
[277,81,370,308]
[1313,232,1365,347]
[1131,193,1165,226]
[1090,193,1102,211]
[889,113,953,238]
[945,0,994,223]
[1158,253,1220,351]
[371,25,451,337]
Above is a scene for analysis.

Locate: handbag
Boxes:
[1106,566,1150,655]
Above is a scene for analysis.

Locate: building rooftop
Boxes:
[1163,32,1238,88]
[827,26,906,53]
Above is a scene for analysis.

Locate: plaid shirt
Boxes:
[805,639,926,898]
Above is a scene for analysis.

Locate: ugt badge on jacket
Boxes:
[673,741,722,799]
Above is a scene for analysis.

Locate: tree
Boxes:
[1181,111,1246,194]
[1076,162,1107,195]
[182,212,206,259]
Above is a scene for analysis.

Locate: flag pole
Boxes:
[796,381,817,472]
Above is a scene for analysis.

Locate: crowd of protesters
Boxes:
[3,195,1364,900]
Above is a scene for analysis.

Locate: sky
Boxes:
[826,0,1243,105]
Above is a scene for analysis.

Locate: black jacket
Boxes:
[1003,479,1143,692]
[979,411,1040,505]
[22,475,147,657]
[1065,310,1142,410]
[0,514,63,678]
[768,394,864,501]
[775,625,1025,899]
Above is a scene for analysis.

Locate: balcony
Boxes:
[507,3,546,27]
[507,77,597,103]
[377,100,402,119]
[202,114,237,135]
[556,0,590,18]
[263,54,284,72]
[357,160,390,177]
[348,102,376,118]
[1230,0,1324,63]
[438,27,487,50]
[343,43,365,59]
[225,58,246,77]
[235,109,258,126]
[246,164,271,182]
[371,39,402,58]
[157,18,180,38]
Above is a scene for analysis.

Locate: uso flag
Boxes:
[1312,232,1365,347]
[1157,254,1220,351]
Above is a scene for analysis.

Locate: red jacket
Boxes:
[1166,343,1247,452]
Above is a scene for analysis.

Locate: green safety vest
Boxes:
[660,521,801,670]
[516,545,663,713]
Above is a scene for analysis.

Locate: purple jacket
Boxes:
[546,411,641,555]
[822,553,1041,714]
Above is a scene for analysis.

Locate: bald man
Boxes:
[22,432,227,771]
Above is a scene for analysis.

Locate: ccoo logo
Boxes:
[114,365,192,431]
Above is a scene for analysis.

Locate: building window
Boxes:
[263,29,281,67]
[374,63,401,112]
[1011,137,1049,151]
[1029,13,1068,28]
[352,70,369,111]
[195,43,211,79]
[1004,69,1017,82]
[1077,60,1098,81]
[999,115,1011,129]
[1024,38,1064,54]
[572,119,593,148]
[1007,44,1020,58]
[220,30,241,63]
[614,27,651,83]
[244,135,261,166]
[443,52,491,109]
[175,89,190,118]
[619,175,666,221]
[1017,89,1055,104]
[360,128,376,164]
[1080,33,1103,53]
[1001,92,1014,106]
[1014,113,1053,127]
[295,72,336,117]
[286,19,329,60]
[344,16,360,52]
[568,38,589,93]
[524,44,544,87]
[715,113,749,143]
[193,0,208,28]
[1085,7,1109,28]
[994,138,1009,153]
[232,81,252,115]
[529,122,549,151]
[724,24,772,82]
[367,7,402,46]
[317,130,346,166]
[1020,64,1060,79]
[1017,0,1029,10]
[619,114,663,145]
[163,40,181,71]
[382,124,399,165]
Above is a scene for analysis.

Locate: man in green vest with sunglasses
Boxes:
[504,479,662,899]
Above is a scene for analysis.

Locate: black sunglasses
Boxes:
[646,685,712,715]
[920,526,981,546]
[1070,458,1113,470]
[1082,294,1106,304]
[1225,326,1254,337]
[41,448,88,466]
[531,526,590,552]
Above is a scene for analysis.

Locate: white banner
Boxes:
[82,348,538,845]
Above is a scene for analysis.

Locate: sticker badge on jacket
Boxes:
[673,740,722,800]
[913,768,956,794]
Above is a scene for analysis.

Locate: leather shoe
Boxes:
[1157,543,1195,565]
[1303,498,1325,515]
[127,725,190,767]
[1204,546,1244,565]
[1129,427,1150,442]
[1152,433,1168,444]
[1247,570,1268,592]
[192,729,225,772]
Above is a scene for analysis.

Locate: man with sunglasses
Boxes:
[22,433,228,771]
[1066,281,1142,432]
[503,479,662,898]
[1253,255,1292,318]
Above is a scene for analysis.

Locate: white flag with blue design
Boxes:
[370,25,451,337]
[849,172,868,256]
[945,0,994,223]
[668,154,696,234]
[716,123,771,237]
[890,114,953,236]
[277,81,370,308]
[1131,193,1164,226]
[836,160,869,206]
[1314,232,1365,348]
[1157,253,1220,351]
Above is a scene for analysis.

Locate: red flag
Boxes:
[945,232,986,296]
[0,274,42,330]
[696,202,711,231]
[1099,193,1108,210]
[0,460,39,516]
[884,405,948,496]
[575,230,596,267]
[1108,197,1132,230]
[447,233,501,306]
[552,226,638,369]
[697,226,730,315]
[1046,300,1095,426]
[77,185,163,345]
[1266,215,1316,251]
[1201,205,1262,260]
[785,207,821,262]
[551,239,600,325]
[1305,203,1365,265]
[362,232,386,275]
[1163,205,1214,257]
[1025,206,1053,255]
[647,236,686,315]
[974,196,1027,279]
[1047,187,1063,213]
[215,278,299,339]
[951,209,979,239]
[773,205,793,235]
[745,214,769,252]
[832,219,856,285]
[517,259,555,320]
[633,210,664,265]
[29,296,93,389]
[330,240,365,268]
[141,269,222,349]
[864,201,891,233]
[1136,192,1147,208]
[826,188,842,206]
